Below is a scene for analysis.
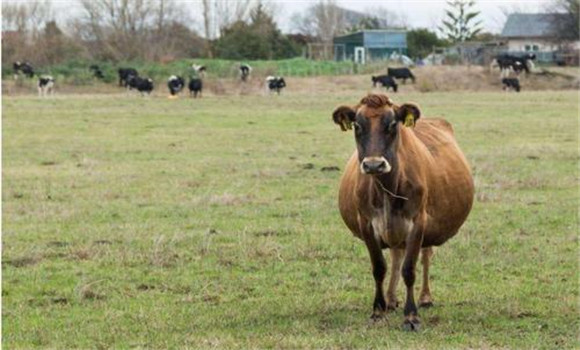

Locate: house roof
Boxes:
[334,30,407,49]
[501,13,565,38]
[334,29,406,40]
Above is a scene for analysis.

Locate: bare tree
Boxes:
[364,6,408,28]
[2,0,55,65]
[492,4,527,33]
[291,0,346,44]
[2,0,52,39]
[199,0,256,40]
[545,0,580,42]
[71,0,200,61]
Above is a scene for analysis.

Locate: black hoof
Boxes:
[419,301,434,308]
[402,319,421,332]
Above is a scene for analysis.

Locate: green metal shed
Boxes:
[333,30,408,63]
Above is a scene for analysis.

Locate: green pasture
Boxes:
[2,88,578,349]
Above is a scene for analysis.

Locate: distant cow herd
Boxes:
[11,53,538,97]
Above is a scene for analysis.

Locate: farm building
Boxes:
[500,13,578,63]
[333,30,407,63]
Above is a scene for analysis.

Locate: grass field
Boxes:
[2,86,578,349]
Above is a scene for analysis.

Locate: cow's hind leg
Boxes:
[364,235,387,320]
[419,247,434,308]
[386,248,403,310]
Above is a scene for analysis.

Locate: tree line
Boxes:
[2,0,577,68]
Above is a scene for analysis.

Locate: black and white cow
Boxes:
[13,61,35,79]
[387,67,415,84]
[37,75,54,97]
[167,75,185,96]
[492,53,536,77]
[192,64,207,78]
[502,78,521,92]
[127,76,154,95]
[118,68,138,87]
[188,78,203,98]
[90,65,105,80]
[372,75,398,92]
[266,76,286,95]
[240,64,252,82]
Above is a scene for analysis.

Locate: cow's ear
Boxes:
[332,106,356,131]
[395,103,421,128]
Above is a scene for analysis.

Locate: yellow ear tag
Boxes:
[342,120,351,130]
[404,113,415,127]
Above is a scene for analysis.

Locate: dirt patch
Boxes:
[4,255,42,268]
[137,284,155,291]
[47,241,69,247]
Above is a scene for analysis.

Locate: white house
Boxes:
[500,13,575,62]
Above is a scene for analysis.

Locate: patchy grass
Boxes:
[2,87,578,349]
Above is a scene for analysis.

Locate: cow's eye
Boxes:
[353,122,362,135]
[386,121,397,133]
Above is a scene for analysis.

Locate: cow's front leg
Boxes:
[364,234,387,320]
[401,219,425,331]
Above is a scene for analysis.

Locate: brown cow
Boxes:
[332,94,474,331]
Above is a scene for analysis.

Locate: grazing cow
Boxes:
[502,78,521,92]
[167,75,185,96]
[266,76,286,94]
[387,67,415,84]
[192,64,207,78]
[492,53,535,77]
[90,65,105,79]
[13,61,34,79]
[37,75,55,97]
[127,76,154,95]
[372,75,398,92]
[240,64,252,82]
[188,78,203,98]
[332,94,474,331]
[118,68,138,87]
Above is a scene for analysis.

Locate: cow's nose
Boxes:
[361,158,390,174]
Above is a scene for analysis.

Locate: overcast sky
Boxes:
[277,0,551,33]
[46,0,552,35]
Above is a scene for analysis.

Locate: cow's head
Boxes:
[371,76,378,87]
[332,94,420,175]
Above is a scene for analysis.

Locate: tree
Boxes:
[291,0,346,44]
[364,6,408,28]
[439,0,482,43]
[407,29,447,59]
[546,0,580,42]
[347,15,381,32]
[200,0,256,57]
[72,0,202,61]
[38,21,83,65]
[1,0,53,66]
[214,3,300,60]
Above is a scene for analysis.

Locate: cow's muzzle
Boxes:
[360,157,391,174]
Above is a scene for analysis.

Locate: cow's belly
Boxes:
[423,182,474,246]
